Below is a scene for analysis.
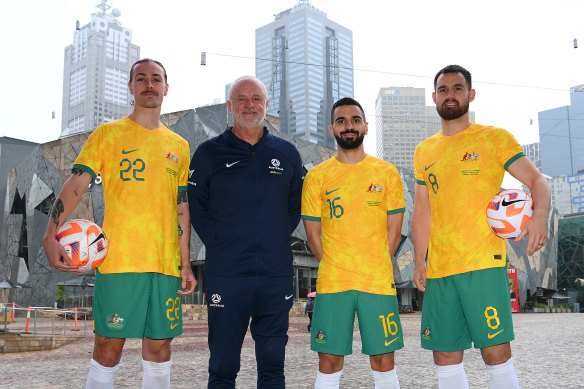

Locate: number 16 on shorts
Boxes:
[379,313,400,347]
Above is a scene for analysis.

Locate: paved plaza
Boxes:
[0,312,583,388]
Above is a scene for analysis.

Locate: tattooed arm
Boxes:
[43,169,93,272]
[177,190,196,295]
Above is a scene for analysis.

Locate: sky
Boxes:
[2,0,584,172]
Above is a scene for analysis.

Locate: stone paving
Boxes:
[0,312,583,388]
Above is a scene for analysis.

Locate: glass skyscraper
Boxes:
[61,0,139,137]
[538,84,584,177]
[255,0,353,149]
[375,86,474,170]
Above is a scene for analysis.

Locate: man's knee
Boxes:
[210,351,241,379]
[480,342,512,366]
[93,336,126,366]
[142,337,172,362]
[255,336,287,372]
[318,353,344,374]
[370,352,395,372]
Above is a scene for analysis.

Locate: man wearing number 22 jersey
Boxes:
[302,97,405,389]
[43,59,196,389]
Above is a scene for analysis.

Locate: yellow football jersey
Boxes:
[301,155,405,295]
[414,123,524,278]
[73,117,190,276]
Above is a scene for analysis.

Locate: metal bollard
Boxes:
[25,306,31,333]
[74,307,78,334]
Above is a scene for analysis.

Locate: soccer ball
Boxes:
[486,189,533,239]
[56,219,108,272]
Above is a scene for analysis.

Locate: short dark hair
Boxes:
[434,65,472,90]
[129,58,167,83]
[330,97,366,125]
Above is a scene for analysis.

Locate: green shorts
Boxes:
[421,266,514,351]
[93,270,182,339]
[311,290,404,356]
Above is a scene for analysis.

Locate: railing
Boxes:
[0,304,91,337]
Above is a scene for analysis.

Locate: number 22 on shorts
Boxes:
[166,297,180,330]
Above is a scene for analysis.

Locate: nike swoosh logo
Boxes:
[487,329,503,339]
[502,199,525,207]
[285,294,293,300]
[226,161,240,168]
[325,188,340,195]
[122,149,139,154]
[88,233,106,247]
[424,162,437,171]
[385,337,398,346]
[170,322,179,330]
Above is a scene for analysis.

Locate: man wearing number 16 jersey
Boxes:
[302,97,405,389]
[43,59,196,389]
[412,65,550,389]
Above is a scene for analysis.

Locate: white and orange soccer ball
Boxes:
[486,189,533,239]
[56,219,108,272]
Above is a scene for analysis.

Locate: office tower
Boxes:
[376,87,475,170]
[550,174,584,215]
[522,142,541,172]
[538,84,584,177]
[61,0,140,137]
[425,106,443,138]
[375,87,426,170]
[255,0,353,149]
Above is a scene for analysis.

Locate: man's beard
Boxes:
[437,99,469,121]
[335,131,365,150]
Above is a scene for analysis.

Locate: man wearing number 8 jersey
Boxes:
[43,59,196,389]
[302,97,405,389]
[412,65,550,389]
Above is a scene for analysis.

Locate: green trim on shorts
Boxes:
[93,270,182,339]
[420,266,514,352]
[310,290,404,356]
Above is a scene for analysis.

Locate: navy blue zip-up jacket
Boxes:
[188,127,304,277]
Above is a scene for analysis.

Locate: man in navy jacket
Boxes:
[188,76,304,388]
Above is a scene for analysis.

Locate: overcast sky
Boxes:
[2,0,584,164]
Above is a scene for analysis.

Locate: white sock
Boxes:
[315,370,343,389]
[372,368,400,389]
[485,358,520,389]
[142,359,172,389]
[435,362,469,389]
[86,358,120,389]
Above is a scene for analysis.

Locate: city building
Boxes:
[538,84,584,177]
[255,0,353,149]
[375,87,426,170]
[60,0,139,137]
[522,142,541,171]
[375,87,474,170]
[0,138,39,235]
[550,173,584,216]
